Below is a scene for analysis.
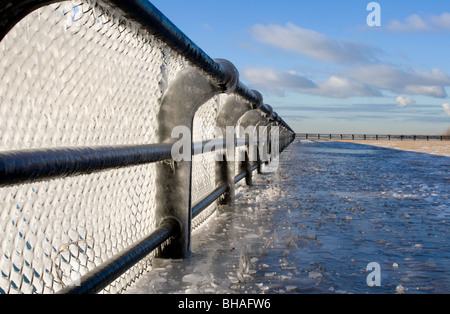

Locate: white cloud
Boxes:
[403,85,447,98]
[245,21,450,100]
[430,13,450,29]
[443,103,450,115]
[244,67,316,89]
[242,67,380,98]
[250,23,380,63]
[243,64,450,100]
[347,65,450,98]
[396,96,416,107]
[387,12,450,33]
[242,67,316,96]
[313,76,381,98]
[387,14,432,33]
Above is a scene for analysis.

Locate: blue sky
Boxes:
[151,0,450,134]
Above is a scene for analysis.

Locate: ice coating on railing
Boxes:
[213,59,239,94]
[0,0,295,294]
[127,141,450,294]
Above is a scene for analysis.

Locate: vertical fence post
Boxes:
[156,61,238,258]
[258,105,279,170]
[281,128,291,152]
[256,121,270,174]
[216,91,263,203]
[238,110,266,186]
[265,123,275,165]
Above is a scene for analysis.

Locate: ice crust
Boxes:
[126,140,449,294]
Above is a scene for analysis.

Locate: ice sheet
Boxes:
[126,140,449,294]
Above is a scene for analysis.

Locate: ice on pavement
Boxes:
[126,140,449,294]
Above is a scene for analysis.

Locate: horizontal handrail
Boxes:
[108,0,236,94]
[0,138,263,188]
[105,0,290,129]
[192,183,228,219]
[0,144,173,187]
[192,139,226,156]
[234,171,248,184]
[58,217,181,294]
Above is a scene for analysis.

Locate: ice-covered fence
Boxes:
[297,134,450,141]
[0,0,295,294]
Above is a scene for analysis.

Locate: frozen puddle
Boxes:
[126,140,450,294]
[126,176,287,294]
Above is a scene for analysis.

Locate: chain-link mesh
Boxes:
[191,95,223,230]
[234,115,250,178]
[0,0,225,294]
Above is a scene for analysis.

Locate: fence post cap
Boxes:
[213,59,239,94]
[251,89,264,109]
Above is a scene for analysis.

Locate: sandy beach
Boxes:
[328,140,450,157]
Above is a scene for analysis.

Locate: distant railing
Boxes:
[0,0,295,294]
[297,134,450,141]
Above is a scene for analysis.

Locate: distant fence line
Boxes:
[296,134,450,141]
[0,0,295,294]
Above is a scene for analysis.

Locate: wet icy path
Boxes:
[127,140,450,294]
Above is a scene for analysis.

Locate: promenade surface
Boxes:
[126,139,449,294]
[333,140,450,157]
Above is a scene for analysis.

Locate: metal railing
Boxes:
[0,0,294,294]
[297,134,450,141]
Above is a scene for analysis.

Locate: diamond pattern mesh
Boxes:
[0,0,222,294]
[191,96,223,229]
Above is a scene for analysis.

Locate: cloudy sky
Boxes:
[151,0,450,134]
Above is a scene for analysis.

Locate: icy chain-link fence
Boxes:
[191,96,222,230]
[0,0,225,294]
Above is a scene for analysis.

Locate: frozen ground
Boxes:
[126,139,449,294]
[334,140,450,157]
